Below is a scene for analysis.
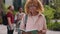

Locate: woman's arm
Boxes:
[42,15,47,33]
[7,17,13,30]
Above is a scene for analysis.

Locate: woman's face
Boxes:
[19,8,23,13]
[28,5,37,13]
[10,6,14,11]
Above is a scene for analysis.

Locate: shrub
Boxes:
[43,5,55,23]
[47,22,60,31]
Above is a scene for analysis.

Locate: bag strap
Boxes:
[24,15,28,24]
[24,15,28,30]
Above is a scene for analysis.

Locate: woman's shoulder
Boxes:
[7,11,11,15]
[39,13,44,17]
[7,10,12,14]
[39,14,45,19]
[41,14,45,17]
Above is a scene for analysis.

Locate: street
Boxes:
[0,25,60,34]
[0,24,17,34]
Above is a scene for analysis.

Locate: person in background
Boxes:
[20,0,47,34]
[15,7,25,34]
[6,5,14,34]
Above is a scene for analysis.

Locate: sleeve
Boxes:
[42,15,47,32]
[6,12,11,17]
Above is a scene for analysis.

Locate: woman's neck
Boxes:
[19,11,22,13]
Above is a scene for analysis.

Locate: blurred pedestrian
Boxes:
[6,5,14,34]
[15,7,25,34]
[20,0,47,34]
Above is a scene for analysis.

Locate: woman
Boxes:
[20,0,47,34]
[6,5,14,34]
[15,7,25,34]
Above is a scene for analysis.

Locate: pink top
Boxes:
[20,14,47,32]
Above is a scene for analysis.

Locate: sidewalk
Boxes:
[47,30,60,34]
[0,24,17,34]
[0,25,60,34]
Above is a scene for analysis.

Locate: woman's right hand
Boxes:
[9,24,13,30]
[17,16,22,20]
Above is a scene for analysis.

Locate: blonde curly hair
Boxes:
[24,0,44,14]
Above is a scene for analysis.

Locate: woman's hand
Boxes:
[17,15,23,20]
[10,25,13,30]
[38,30,46,34]
[7,17,13,30]
[42,30,46,34]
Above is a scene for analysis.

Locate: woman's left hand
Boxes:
[42,30,46,34]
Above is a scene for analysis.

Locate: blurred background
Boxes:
[0,0,60,34]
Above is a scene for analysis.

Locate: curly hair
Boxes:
[24,0,44,14]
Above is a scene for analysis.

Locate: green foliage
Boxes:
[47,22,54,30]
[47,22,60,31]
[43,5,55,23]
[3,3,8,14]
[44,5,55,19]
[54,12,60,19]
[51,0,60,19]
[13,11,18,15]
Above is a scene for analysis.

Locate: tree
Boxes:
[0,0,3,24]
[43,5,55,23]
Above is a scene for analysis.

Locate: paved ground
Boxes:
[0,24,17,34]
[0,24,60,34]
